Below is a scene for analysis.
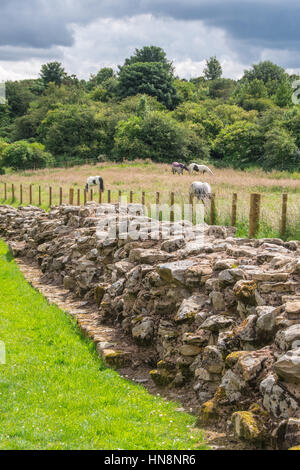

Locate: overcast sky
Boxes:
[0,0,299,81]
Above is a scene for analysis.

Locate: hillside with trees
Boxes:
[0,46,300,172]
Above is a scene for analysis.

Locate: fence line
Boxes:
[0,182,293,238]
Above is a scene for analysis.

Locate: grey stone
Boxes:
[132,320,154,345]
[260,374,298,419]
[275,325,300,351]
[157,260,196,285]
[274,348,300,384]
[220,370,245,403]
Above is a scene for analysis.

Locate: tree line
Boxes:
[0,45,299,172]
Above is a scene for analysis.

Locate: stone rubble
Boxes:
[0,202,300,449]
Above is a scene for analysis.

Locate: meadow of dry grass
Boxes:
[1,161,300,239]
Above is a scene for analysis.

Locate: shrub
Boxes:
[213,121,263,168]
[113,111,208,162]
[1,141,54,170]
[262,127,299,171]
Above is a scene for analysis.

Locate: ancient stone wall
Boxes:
[0,202,299,449]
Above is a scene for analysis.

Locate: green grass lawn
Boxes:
[0,240,207,450]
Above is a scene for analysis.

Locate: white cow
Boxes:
[188,163,214,176]
[189,182,212,204]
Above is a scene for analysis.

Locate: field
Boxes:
[1,161,300,239]
[0,240,207,450]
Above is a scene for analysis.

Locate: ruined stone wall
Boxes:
[0,202,300,449]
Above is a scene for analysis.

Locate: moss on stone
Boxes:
[225,351,249,368]
[232,411,265,442]
[102,349,130,368]
[94,285,105,306]
[150,369,174,387]
[198,400,218,425]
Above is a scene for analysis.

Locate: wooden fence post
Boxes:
[4,183,7,200]
[189,193,194,223]
[12,184,15,202]
[59,188,63,205]
[69,188,74,205]
[210,193,216,225]
[130,191,133,204]
[38,186,41,206]
[29,185,32,205]
[90,189,93,202]
[20,184,23,205]
[77,189,81,206]
[84,190,87,205]
[170,192,175,222]
[231,193,237,226]
[118,190,122,204]
[142,192,145,206]
[49,187,52,207]
[107,190,111,204]
[156,192,160,220]
[249,193,261,238]
[281,193,288,238]
[98,189,102,204]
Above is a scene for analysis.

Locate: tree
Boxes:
[1,141,54,170]
[136,95,150,118]
[274,80,293,107]
[0,104,10,128]
[113,111,206,162]
[174,80,199,102]
[214,104,257,126]
[123,46,173,73]
[5,81,35,117]
[118,62,179,109]
[89,76,119,102]
[213,121,263,168]
[38,105,102,160]
[262,127,299,171]
[172,102,223,141]
[209,78,235,100]
[242,61,287,85]
[12,83,88,141]
[248,79,268,99]
[88,68,116,90]
[204,57,222,80]
[95,68,115,84]
[40,62,67,86]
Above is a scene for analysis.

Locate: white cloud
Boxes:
[61,14,250,80]
[0,13,294,82]
[0,59,42,81]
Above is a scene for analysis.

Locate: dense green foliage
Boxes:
[0,46,299,172]
[0,240,207,450]
[0,140,54,170]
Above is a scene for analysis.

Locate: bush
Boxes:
[113,111,207,162]
[213,121,263,168]
[1,141,54,170]
[38,105,102,160]
[262,127,299,171]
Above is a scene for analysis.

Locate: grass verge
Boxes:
[0,240,207,450]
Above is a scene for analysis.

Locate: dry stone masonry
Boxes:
[1,202,300,449]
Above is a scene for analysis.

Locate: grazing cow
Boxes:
[189,182,212,204]
[85,176,104,193]
[188,163,214,176]
[172,162,189,175]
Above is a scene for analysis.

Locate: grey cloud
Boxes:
[0,1,300,79]
[1,1,300,50]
